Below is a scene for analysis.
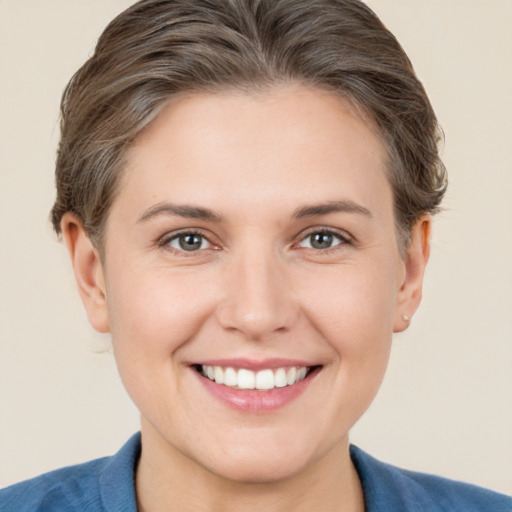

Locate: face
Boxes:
[68,85,426,484]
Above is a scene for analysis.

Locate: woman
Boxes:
[1,0,510,510]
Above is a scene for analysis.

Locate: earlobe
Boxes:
[61,213,110,333]
[393,215,431,333]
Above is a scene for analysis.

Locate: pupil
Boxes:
[179,234,202,251]
[311,232,332,249]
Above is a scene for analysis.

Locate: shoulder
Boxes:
[0,433,141,512]
[350,445,512,512]
[0,458,108,512]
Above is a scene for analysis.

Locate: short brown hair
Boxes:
[51,0,447,249]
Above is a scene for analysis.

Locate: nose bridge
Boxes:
[216,241,298,340]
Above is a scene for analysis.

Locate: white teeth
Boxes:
[255,369,274,390]
[237,369,255,389]
[274,368,288,388]
[224,367,237,387]
[214,366,224,385]
[200,365,312,390]
[286,367,297,385]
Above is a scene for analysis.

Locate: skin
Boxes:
[62,84,430,512]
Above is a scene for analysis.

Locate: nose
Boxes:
[215,249,299,341]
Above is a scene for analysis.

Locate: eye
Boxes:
[166,232,212,252]
[297,230,349,250]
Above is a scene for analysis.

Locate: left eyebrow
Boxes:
[292,200,373,219]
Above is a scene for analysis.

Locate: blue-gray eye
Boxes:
[168,233,211,251]
[298,231,345,250]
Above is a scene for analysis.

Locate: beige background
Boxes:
[1,0,511,494]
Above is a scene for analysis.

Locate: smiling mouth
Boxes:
[193,364,320,391]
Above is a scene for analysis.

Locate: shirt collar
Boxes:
[99,432,141,512]
[96,434,438,512]
[350,445,438,512]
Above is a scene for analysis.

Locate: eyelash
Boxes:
[157,227,353,255]
[158,229,216,255]
[295,228,353,252]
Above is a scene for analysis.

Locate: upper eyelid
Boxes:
[296,226,353,243]
[157,228,215,247]
[156,226,353,249]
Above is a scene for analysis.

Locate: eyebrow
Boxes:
[137,202,223,223]
[292,200,372,219]
[137,199,372,224]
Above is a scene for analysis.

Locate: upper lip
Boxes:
[192,358,320,371]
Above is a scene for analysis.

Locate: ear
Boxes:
[61,213,110,333]
[393,215,431,333]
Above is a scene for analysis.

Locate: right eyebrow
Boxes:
[137,202,223,223]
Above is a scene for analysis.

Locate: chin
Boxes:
[204,451,309,484]
[194,431,327,484]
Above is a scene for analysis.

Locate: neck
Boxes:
[135,420,365,512]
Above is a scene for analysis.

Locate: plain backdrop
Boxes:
[1,0,511,495]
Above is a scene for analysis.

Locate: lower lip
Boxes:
[194,368,320,413]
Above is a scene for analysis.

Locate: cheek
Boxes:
[104,266,222,428]
[106,266,217,365]
[296,260,398,398]
[297,261,399,345]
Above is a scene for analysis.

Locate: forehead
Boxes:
[115,85,392,222]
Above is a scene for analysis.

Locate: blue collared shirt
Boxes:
[1,433,510,511]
